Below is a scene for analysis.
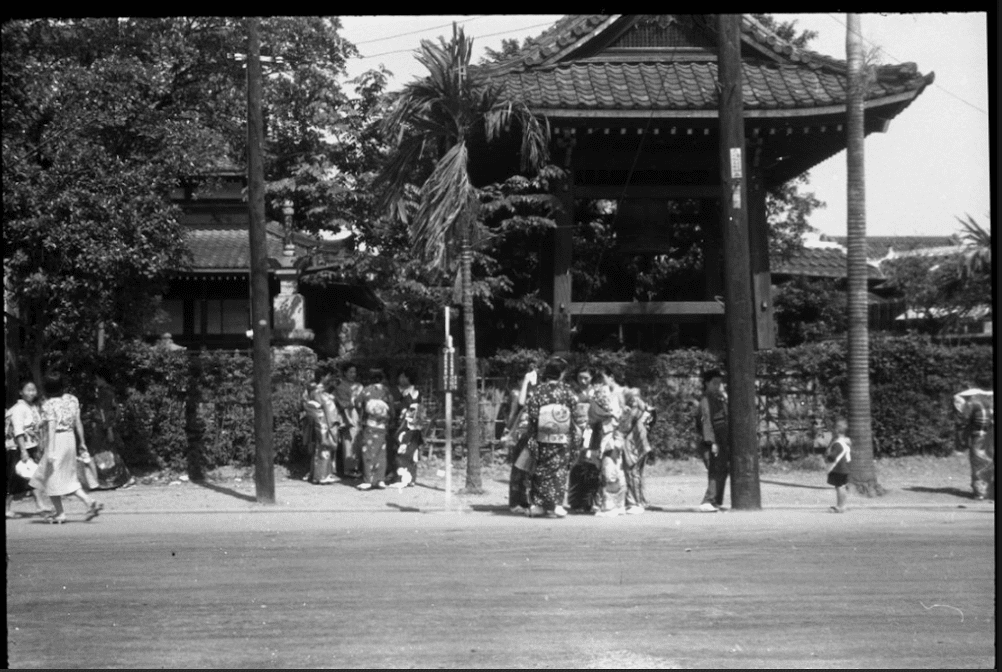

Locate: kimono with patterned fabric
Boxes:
[356,383,393,487]
[567,384,602,512]
[619,394,656,509]
[525,380,579,511]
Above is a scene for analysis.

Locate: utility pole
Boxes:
[717,13,760,510]
[247,17,275,504]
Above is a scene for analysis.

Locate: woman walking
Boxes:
[5,380,50,517]
[355,370,393,491]
[953,388,994,500]
[29,372,103,524]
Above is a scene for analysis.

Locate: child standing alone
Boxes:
[825,418,852,512]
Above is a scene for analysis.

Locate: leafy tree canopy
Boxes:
[3,17,368,380]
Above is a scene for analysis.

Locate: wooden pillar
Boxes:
[748,158,776,349]
[551,131,575,354]
[247,17,275,504]
[552,177,573,354]
[702,199,725,351]
[718,13,761,510]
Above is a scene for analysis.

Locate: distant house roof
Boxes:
[183,222,349,271]
[771,246,884,281]
[823,235,960,260]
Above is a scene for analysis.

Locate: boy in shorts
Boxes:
[825,418,851,512]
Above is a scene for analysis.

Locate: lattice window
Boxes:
[610,15,714,50]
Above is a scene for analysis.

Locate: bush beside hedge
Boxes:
[68,335,992,475]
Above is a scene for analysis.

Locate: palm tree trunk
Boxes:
[845,13,882,496]
[460,229,484,493]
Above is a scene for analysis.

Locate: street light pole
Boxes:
[247,17,275,504]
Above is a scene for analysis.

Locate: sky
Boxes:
[338,13,991,240]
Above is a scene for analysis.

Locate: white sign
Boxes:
[730,147,743,178]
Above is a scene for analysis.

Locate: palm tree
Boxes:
[376,24,549,492]
[845,14,882,496]
[955,213,992,281]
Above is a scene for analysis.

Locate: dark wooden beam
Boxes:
[568,301,724,316]
[573,184,720,200]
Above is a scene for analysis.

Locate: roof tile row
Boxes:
[499,61,924,111]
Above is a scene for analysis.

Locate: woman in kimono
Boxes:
[390,369,424,488]
[566,368,601,513]
[502,367,538,513]
[953,388,994,500]
[333,364,363,478]
[301,382,339,484]
[355,369,393,490]
[619,387,656,514]
[590,370,627,516]
[524,359,578,518]
[29,372,103,524]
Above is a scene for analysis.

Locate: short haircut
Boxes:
[42,371,65,397]
[398,368,418,385]
[341,362,358,374]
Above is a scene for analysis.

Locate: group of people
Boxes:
[4,372,122,523]
[502,358,658,518]
[300,364,424,491]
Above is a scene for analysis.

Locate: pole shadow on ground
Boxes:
[192,480,257,503]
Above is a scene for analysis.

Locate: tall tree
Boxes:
[376,24,549,491]
[3,18,366,394]
[845,13,882,496]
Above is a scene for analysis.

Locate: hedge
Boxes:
[52,334,994,475]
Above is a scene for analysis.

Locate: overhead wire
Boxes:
[358,19,557,59]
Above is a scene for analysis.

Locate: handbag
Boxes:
[15,458,38,480]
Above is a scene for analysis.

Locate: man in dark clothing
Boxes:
[698,369,729,511]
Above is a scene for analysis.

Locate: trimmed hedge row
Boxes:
[68,334,992,474]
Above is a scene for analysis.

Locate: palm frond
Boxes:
[411,140,476,270]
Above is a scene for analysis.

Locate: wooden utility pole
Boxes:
[247,17,275,504]
[845,13,881,496]
[717,13,760,510]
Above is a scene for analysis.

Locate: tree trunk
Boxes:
[460,230,484,493]
[845,13,882,496]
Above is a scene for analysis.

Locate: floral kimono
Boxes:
[391,387,423,487]
[302,387,339,484]
[619,391,656,509]
[356,383,393,487]
[525,380,579,511]
[333,379,363,477]
[567,384,602,512]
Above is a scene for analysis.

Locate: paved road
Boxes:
[6,507,995,669]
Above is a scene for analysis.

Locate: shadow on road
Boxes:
[193,480,256,503]
[760,479,828,491]
[469,504,521,516]
[905,486,978,500]
[385,502,422,513]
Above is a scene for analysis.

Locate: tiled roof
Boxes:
[183,223,348,271]
[498,60,926,112]
[485,15,931,114]
[825,236,960,260]
[771,247,884,281]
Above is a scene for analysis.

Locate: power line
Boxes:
[824,13,988,117]
[354,16,487,45]
[358,19,556,60]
